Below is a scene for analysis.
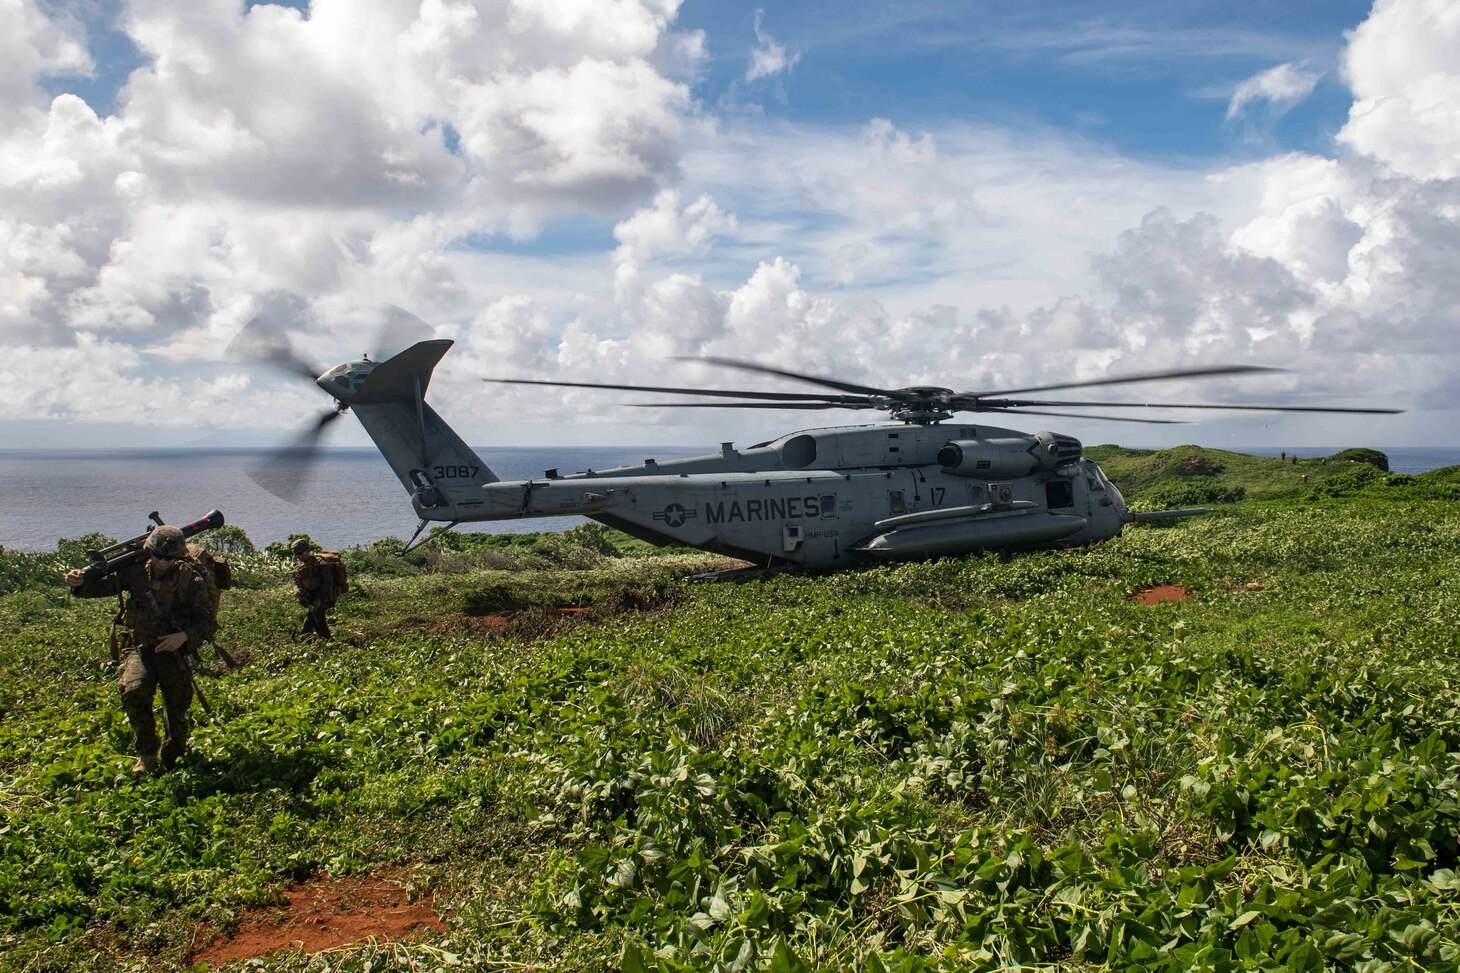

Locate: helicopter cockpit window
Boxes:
[888,490,907,515]
[1045,480,1074,509]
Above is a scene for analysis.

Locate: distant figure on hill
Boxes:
[1292,456,1298,465]
[291,538,346,640]
[1281,451,1287,461]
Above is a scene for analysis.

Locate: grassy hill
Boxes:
[2,465,1460,972]
[1086,444,1460,509]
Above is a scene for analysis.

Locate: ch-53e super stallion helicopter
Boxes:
[233,308,1399,569]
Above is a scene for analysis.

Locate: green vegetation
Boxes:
[1329,449,1389,472]
[2,451,1459,971]
[1085,445,1384,505]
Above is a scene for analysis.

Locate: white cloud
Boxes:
[611,188,735,299]
[459,293,556,372]
[1339,0,1460,180]
[746,9,799,82]
[679,115,1217,308]
[0,0,91,125]
[1,0,1458,449]
[1225,62,1320,120]
[1226,155,1363,284]
[0,0,701,383]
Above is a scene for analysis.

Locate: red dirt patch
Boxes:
[1129,584,1194,604]
[426,613,510,634]
[192,874,444,966]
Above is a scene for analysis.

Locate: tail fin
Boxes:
[346,339,496,520]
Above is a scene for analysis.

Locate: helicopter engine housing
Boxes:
[937,431,1082,479]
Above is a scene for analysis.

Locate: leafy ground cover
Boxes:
[1083,445,1392,507]
[2,454,1459,972]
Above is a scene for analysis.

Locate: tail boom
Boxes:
[344,339,498,520]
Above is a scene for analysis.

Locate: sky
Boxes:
[1,0,1457,452]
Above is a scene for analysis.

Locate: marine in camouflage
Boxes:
[71,526,219,770]
[291,538,336,640]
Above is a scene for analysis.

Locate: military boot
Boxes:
[131,753,159,774]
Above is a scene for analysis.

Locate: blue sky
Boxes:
[1,0,1456,451]
[450,0,1371,261]
[679,1,1369,155]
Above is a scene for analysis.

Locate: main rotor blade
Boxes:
[974,398,1405,415]
[227,314,320,382]
[628,401,865,410]
[980,407,1187,425]
[488,376,872,404]
[680,356,899,398]
[248,409,345,501]
[967,364,1285,398]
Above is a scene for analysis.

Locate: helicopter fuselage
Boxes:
[322,339,1197,569]
[405,421,1132,567]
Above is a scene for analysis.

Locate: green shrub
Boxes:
[194,524,256,554]
[1307,463,1385,498]
[558,521,619,555]
[460,577,517,614]
[0,548,66,596]
[1142,478,1246,507]
[1329,447,1389,471]
[53,531,119,566]
[1151,447,1225,478]
[341,537,429,577]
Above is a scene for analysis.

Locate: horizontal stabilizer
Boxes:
[352,339,453,404]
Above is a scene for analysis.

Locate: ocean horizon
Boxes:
[3,443,1456,552]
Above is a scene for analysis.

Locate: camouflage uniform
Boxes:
[72,527,217,769]
[291,539,335,640]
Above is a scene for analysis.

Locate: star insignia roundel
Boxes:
[654,503,696,528]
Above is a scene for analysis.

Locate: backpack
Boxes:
[184,544,240,669]
[186,544,232,616]
[314,551,348,605]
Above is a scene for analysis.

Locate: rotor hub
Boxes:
[877,386,956,424]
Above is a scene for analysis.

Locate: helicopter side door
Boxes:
[1044,476,1077,512]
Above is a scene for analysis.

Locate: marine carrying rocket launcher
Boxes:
[80,510,226,583]
[231,306,1402,569]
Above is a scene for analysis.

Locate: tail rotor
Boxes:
[228,302,435,500]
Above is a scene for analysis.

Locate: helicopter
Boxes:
[232,310,1401,568]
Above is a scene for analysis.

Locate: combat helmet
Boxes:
[144,525,187,559]
[290,538,311,556]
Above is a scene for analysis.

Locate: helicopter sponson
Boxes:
[241,328,1399,569]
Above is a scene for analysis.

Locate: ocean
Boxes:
[1234,446,1458,474]
[3,444,1456,552]
[0,446,705,552]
